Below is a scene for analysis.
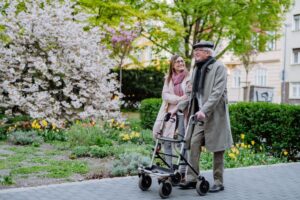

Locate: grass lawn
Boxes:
[0,112,290,189]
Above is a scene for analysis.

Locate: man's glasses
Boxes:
[175,60,184,64]
[194,48,207,52]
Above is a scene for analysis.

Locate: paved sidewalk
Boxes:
[0,162,299,200]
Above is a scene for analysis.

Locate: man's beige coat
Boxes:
[185,60,233,152]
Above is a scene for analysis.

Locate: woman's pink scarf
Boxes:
[172,70,187,96]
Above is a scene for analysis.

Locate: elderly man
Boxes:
[179,41,233,193]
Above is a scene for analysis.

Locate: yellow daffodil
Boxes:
[52,123,57,130]
[248,144,251,148]
[283,151,288,156]
[236,143,240,148]
[134,132,140,138]
[251,140,255,146]
[120,122,125,129]
[241,143,245,148]
[41,119,48,127]
[129,132,134,139]
[122,134,130,141]
[228,153,236,160]
[231,147,239,154]
[31,120,37,128]
[231,147,237,153]
[240,133,245,140]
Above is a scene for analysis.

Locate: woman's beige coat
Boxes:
[152,76,189,138]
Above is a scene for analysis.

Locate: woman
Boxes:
[152,54,189,172]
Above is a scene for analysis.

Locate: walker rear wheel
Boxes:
[196,179,210,196]
[159,180,172,199]
[138,174,152,191]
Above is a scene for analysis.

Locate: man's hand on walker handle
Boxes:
[195,111,206,121]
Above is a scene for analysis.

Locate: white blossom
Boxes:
[0,0,120,126]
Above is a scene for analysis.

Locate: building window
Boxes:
[232,69,241,88]
[289,83,300,99]
[293,48,300,64]
[294,14,300,31]
[266,31,276,51]
[255,68,267,86]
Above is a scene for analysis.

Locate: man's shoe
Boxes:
[179,181,197,189]
[209,184,224,193]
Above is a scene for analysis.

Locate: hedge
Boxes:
[114,67,165,109]
[139,98,162,129]
[229,102,300,160]
[140,99,300,160]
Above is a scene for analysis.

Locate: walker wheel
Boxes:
[159,180,172,199]
[138,174,152,191]
[171,171,181,185]
[196,179,210,196]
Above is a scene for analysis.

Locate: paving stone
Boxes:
[0,163,299,200]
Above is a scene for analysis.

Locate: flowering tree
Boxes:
[0,0,120,127]
[105,22,140,94]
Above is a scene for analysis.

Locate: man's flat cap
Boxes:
[193,41,214,49]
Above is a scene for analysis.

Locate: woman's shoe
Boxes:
[179,181,197,189]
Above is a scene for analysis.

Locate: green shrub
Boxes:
[0,114,32,140]
[72,146,90,157]
[0,175,13,185]
[8,130,43,145]
[0,125,9,140]
[89,145,114,158]
[111,153,151,176]
[127,118,142,131]
[39,130,67,142]
[66,124,114,147]
[229,102,300,160]
[140,129,154,145]
[140,98,162,129]
[6,115,31,124]
[94,136,113,147]
[139,99,300,160]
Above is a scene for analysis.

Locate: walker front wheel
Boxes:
[196,179,210,196]
[138,174,152,191]
[159,180,172,199]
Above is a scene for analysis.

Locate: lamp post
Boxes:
[282,23,291,103]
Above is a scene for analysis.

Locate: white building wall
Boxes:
[285,0,300,82]
[282,0,300,103]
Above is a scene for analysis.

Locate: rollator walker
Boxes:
[137,112,210,198]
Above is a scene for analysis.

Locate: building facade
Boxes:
[223,40,282,103]
[282,0,300,104]
[225,0,300,104]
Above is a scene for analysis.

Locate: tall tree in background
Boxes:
[77,0,292,63]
